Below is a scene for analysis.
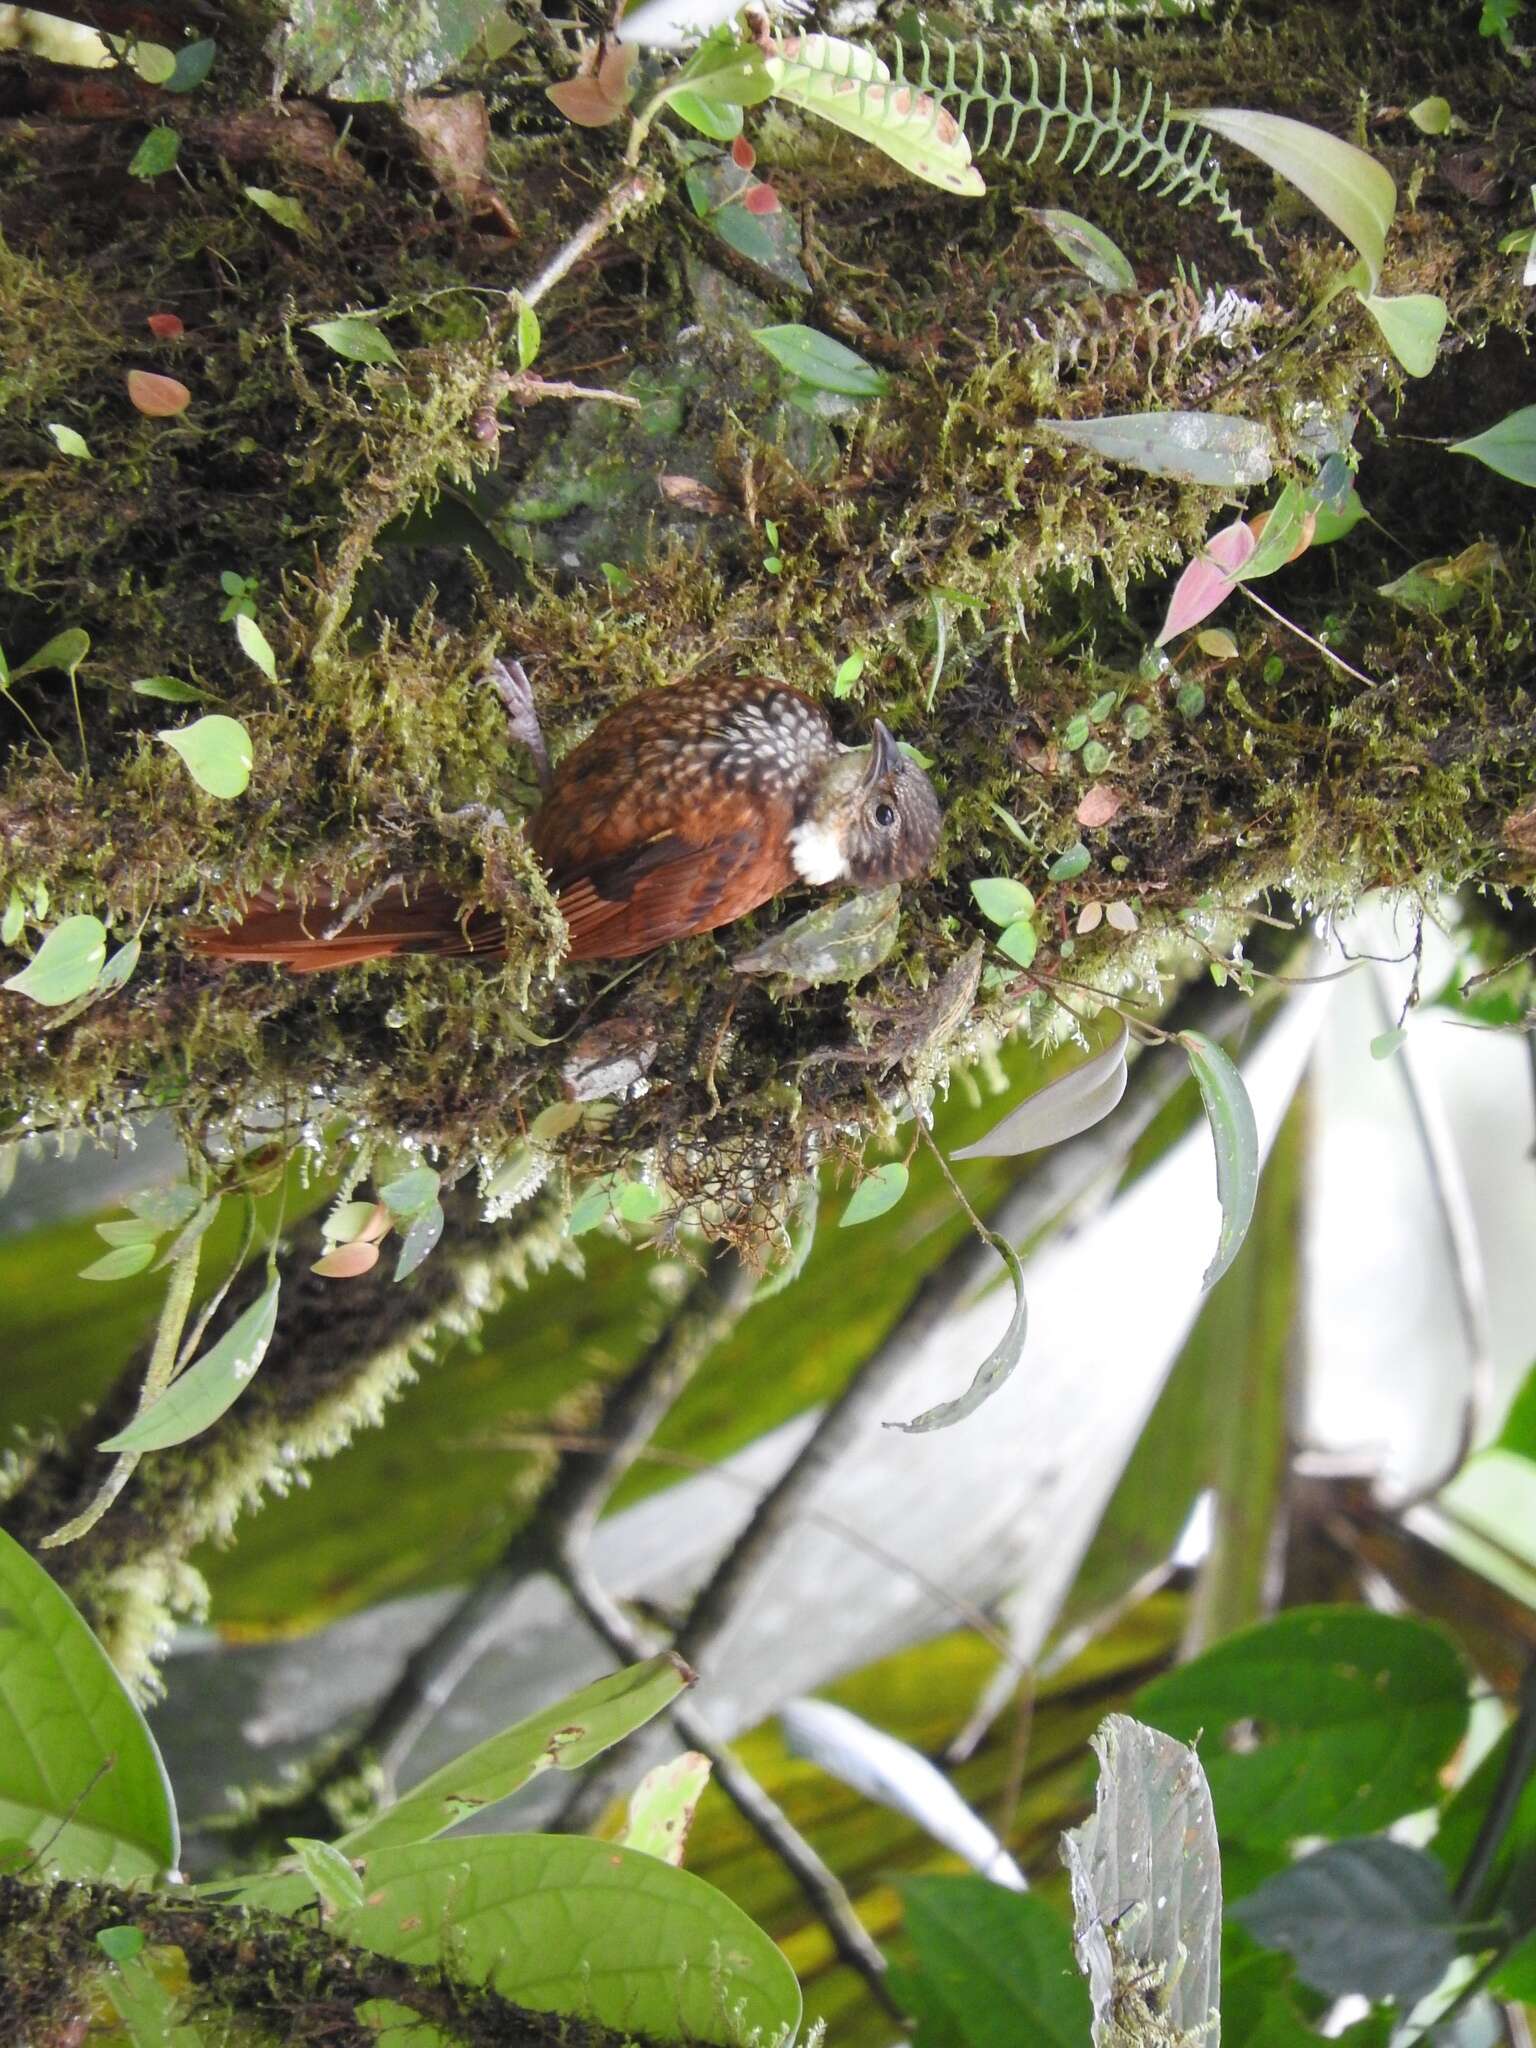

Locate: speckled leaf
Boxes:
[733,884,900,984]
[619,1751,712,1866]
[1038,411,1274,487]
[766,34,984,197]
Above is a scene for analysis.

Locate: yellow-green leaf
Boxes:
[766,34,984,198]
[158,714,253,798]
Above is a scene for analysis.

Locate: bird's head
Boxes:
[790,720,943,891]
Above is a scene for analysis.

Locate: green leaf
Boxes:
[378,1166,441,1218]
[393,1200,444,1282]
[1311,489,1366,546]
[1495,1358,1536,1460]
[131,676,213,703]
[128,125,180,179]
[1048,844,1091,882]
[620,1752,711,1865]
[15,628,90,679]
[750,323,889,398]
[669,89,744,140]
[96,1219,162,1248]
[1232,1839,1456,2004]
[674,38,773,107]
[126,1184,201,1230]
[1061,1716,1221,2046]
[1134,1608,1469,1853]
[1449,405,1536,487]
[894,1875,1091,2048]
[1177,1027,1259,1290]
[96,1925,146,1961]
[162,36,216,92]
[158,714,253,798]
[840,1160,909,1226]
[765,33,984,197]
[0,891,20,947]
[1027,207,1136,292]
[288,1836,367,1912]
[307,315,402,368]
[888,1234,1028,1432]
[0,1526,178,1880]
[96,937,141,997]
[994,920,1038,968]
[1408,95,1452,135]
[733,885,901,987]
[1237,479,1310,583]
[234,613,277,679]
[1080,739,1110,776]
[80,1243,157,1281]
[1370,1027,1406,1060]
[3,915,106,1006]
[1361,291,1448,378]
[336,1655,693,1859]
[515,299,540,372]
[953,1019,1128,1160]
[99,1273,281,1452]
[970,877,1036,926]
[1182,107,1396,291]
[834,651,866,694]
[46,423,92,459]
[98,1947,205,2047]
[1036,410,1274,487]
[243,185,315,237]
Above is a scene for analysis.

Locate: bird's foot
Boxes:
[486,655,551,791]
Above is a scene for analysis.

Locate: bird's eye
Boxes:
[874,801,896,828]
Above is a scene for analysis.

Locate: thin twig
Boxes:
[513,171,662,315]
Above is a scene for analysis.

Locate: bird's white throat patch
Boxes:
[789,818,849,885]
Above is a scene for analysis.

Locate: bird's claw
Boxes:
[486,655,551,791]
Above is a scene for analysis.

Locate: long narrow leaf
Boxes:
[99,1274,280,1452]
[1177,1030,1259,1290]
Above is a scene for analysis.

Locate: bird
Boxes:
[188,668,943,970]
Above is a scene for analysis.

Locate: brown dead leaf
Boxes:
[402,92,489,205]
[548,75,625,126]
[1076,783,1123,829]
[126,369,190,416]
[658,474,732,517]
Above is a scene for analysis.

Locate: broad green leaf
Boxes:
[669,89,744,140]
[378,1166,440,1217]
[1361,291,1448,378]
[1408,95,1452,135]
[674,38,773,106]
[162,36,216,92]
[14,628,90,679]
[1177,1027,1259,1290]
[128,125,180,179]
[1135,1608,1468,1855]
[766,34,985,197]
[841,1160,909,1227]
[1061,1715,1221,2046]
[620,1752,712,1865]
[1233,1839,1456,2004]
[3,915,106,1006]
[243,185,315,237]
[46,423,92,459]
[953,1019,1129,1160]
[515,299,540,372]
[338,1656,692,1859]
[894,1875,1091,2048]
[1450,404,1536,486]
[834,651,865,693]
[1027,208,1136,292]
[96,1926,145,1961]
[732,885,900,985]
[131,676,212,703]
[234,613,278,679]
[995,920,1038,968]
[888,1234,1027,1432]
[288,1836,367,1912]
[0,1526,178,1880]
[1311,488,1366,546]
[1183,107,1396,291]
[99,1947,206,2047]
[307,316,402,368]
[751,323,889,398]
[80,1243,157,1282]
[393,1199,444,1281]
[99,1273,281,1452]
[970,877,1036,926]
[158,714,253,798]
[1037,410,1274,487]
[277,1836,802,2040]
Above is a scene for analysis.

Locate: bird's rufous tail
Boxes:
[186,883,506,972]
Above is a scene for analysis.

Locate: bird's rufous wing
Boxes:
[546,813,795,960]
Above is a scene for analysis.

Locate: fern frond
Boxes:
[892,38,1264,261]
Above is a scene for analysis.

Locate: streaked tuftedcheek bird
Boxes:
[188,670,943,970]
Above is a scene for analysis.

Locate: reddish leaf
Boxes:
[1247,505,1318,564]
[547,76,624,127]
[1155,517,1256,645]
[743,182,781,215]
[311,1240,381,1279]
[731,135,757,171]
[146,311,185,339]
[126,369,191,416]
[1075,783,1124,829]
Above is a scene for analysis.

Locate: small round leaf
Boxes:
[158,715,253,798]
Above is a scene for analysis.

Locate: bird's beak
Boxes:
[862,719,902,789]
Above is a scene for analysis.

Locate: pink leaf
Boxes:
[731,135,756,172]
[146,311,185,339]
[1155,517,1256,645]
[126,369,191,417]
[743,182,781,215]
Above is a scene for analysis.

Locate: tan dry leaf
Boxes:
[126,369,190,416]
[1076,902,1104,935]
[547,74,626,127]
[1075,783,1123,829]
[1104,901,1139,933]
[658,474,732,517]
[402,92,490,207]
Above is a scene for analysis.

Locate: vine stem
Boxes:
[512,169,662,315]
[40,1238,203,1548]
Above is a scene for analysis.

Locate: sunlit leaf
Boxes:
[1037,411,1274,487]
[46,423,92,459]
[840,1161,909,1226]
[158,714,253,798]
[287,1836,367,1913]
[995,920,1038,968]
[953,1020,1129,1160]
[970,877,1036,926]
[243,185,316,237]
[0,1527,179,1880]
[766,34,984,197]
[306,316,401,367]
[618,1751,712,1866]
[1408,95,1452,135]
[1177,1028,1259,1290]
[1183,107,1396,291]
[3,916,106,1006]
[99,1274,281,1452]
[515,299,540,372]
[1449,405,1536,486]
